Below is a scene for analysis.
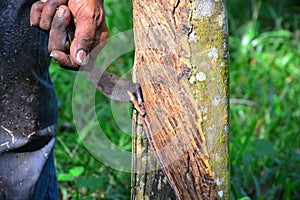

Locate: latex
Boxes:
[30,0,109,70]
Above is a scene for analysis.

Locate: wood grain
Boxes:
[131,0,229,199]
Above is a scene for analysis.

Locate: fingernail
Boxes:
[57,7,65,18]
[76,50,87,65]
[41,0,47,2]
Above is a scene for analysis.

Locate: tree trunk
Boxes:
[131,0,229,199]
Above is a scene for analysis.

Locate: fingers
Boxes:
[30,0,67,30]
[39,0,64,30]
[48,5,72,52]
[50,50,80,70]
[69,14,109,66]
[32,0,110,70]
[69,19,96,65]
[48,5,79,70]
[50,24,109,71]
[68,0,106,65]
[30,1,44,26]
[49,6,79,70]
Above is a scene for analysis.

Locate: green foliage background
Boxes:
[50,0,300,199]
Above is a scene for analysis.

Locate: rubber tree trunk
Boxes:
[131,0,229,199]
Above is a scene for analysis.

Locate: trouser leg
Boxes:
[0,0,58,199]
[0,138,58,200]
[31,147,58,200]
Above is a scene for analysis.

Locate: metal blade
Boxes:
[84,64,139,102]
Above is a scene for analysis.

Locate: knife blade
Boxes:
[83,62,140,102]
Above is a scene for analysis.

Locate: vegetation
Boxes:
[50,0,300,199]
[229,0,300,199]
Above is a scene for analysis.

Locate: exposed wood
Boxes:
[131,0,229,199]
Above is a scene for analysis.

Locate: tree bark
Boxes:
[131,0,229,199]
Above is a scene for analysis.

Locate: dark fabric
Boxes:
[0,0,58,199]
[0,141,58,200]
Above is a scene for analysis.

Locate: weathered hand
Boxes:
[30,0,68,30]
[30,0,109,70]
[46,5,72,53]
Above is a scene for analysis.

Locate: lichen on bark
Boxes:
[188,0,230,198]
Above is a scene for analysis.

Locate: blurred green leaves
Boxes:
[230,0,300,199]
[58,166,85,182]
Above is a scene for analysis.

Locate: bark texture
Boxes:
[131,0,229,199]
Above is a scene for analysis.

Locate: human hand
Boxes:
[30,0,109,70]
[30,0,68,30]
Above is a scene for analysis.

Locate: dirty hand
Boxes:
[30,0,109,70]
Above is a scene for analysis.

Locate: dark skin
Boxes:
[30,0,109,70]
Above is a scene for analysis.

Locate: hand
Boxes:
[30,0,68,30]
[30,0,109,70]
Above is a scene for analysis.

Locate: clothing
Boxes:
[0,0,58,199]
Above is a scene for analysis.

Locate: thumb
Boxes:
[70,19,96,65]
[68,0,106,66]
